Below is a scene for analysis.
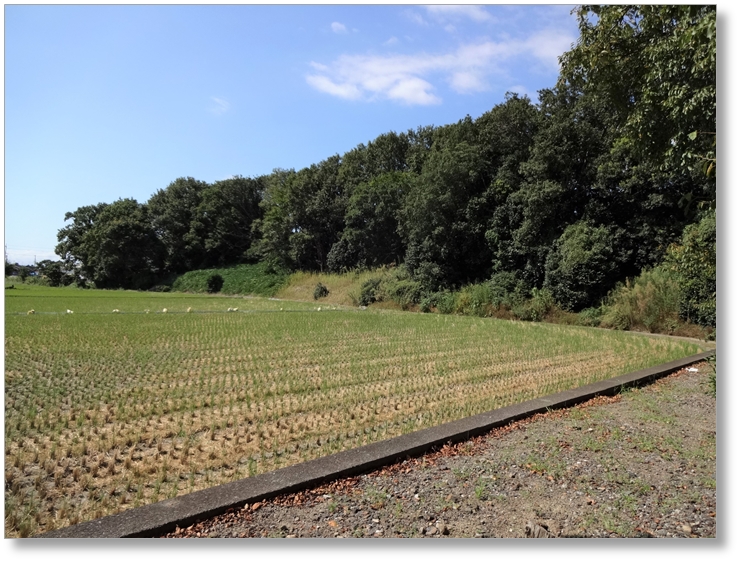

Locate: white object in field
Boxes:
[67,309,73,314]
[162,308,168,313]
[688,367,699,372]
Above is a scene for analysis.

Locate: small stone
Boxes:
[426,526,438,536]
[681,525,692,534]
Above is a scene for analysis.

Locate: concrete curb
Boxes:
[38,350,715,538]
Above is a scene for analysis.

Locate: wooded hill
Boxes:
[53,6,716,328]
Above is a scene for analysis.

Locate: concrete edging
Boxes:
[38,350,715,538]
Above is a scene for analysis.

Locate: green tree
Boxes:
[147,177,210,273]
[56,199,164,289]
[327,171,411,272]
[193,175,264,267]
[559,5,716,180]
[543,221,624,311]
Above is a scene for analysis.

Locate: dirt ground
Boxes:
[162,361,716,539]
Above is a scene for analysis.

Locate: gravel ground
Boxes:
[162,362,716,539]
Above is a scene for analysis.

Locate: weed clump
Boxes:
[313,282,330,300]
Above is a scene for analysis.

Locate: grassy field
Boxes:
[4,285,703,537]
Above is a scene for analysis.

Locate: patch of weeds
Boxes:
[364,486,387,509]
[327,499,338,514]
[635,434,657,453]
[700,477,716,489]
[474,478,488,501]
[452,467,470,480]
[601,513,632,536]
[352,527,365,538]
[582,435,604,452]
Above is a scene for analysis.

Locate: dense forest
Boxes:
[50,6,716,328]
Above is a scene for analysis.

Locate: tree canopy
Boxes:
[55,5,715,326]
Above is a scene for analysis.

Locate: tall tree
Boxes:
[559,5,716,180]
[147,177,210,273]
[55,199,164,289]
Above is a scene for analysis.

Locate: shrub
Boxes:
[489,271,528,308]
[578,307,603,327]
[207,274,224,294]
[313,282,330,300]
[512,288,555,322]
[435,291,457,315]
[385,279,422,310]
[455,283,493,316]
[664,210,716,327]
[359,277,383,306]
[600,266,682,332]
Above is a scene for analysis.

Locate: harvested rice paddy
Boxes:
[4,286,702,536]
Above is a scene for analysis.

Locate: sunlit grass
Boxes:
[4,286,701,536]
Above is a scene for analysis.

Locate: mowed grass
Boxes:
[4,286,701,537]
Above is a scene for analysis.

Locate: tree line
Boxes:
[52,5,715,323]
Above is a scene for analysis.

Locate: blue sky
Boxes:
[3,4,582,265]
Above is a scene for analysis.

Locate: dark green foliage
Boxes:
[327,172,410,272]
[147,177,210,273]
[36,260,74,287]
[434,291,457,315]
[488,271,529,308]
[18,266,30,283]
[665,211,716,327]
[313,282,329,300]
[206,274,224,294]
[56,198,165,290]
[359,277,382,307]
[560,5,716,176]
[544,222,623,311]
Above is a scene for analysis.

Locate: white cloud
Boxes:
[383,36,399,46]
[331,21,348,34]
[208,97,230,115]
[306,27,575,106]
[424,5,493,23]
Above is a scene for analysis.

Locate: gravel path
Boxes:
[162,362,716,539]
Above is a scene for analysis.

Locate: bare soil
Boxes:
[162,361,716,539]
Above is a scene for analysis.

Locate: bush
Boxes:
[578,307,603,327]
[454,283,493,316]
[511,288,555,322]
[359,277,383,306]
[600,266,682,332]
[313,282,330,300]
[207,274,224,294]
[435,291,457,315]
[489,271,528,308]
[665,211,716,327]
[385,279,422,310]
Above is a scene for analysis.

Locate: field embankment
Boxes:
[4,285,703,537]
[171,262,288,297]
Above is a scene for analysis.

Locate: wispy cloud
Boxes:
[423,5,494,23]
[208,97,230,115]
[331,21,348,34]
[306,28,575,105]
[383,36,399,46]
